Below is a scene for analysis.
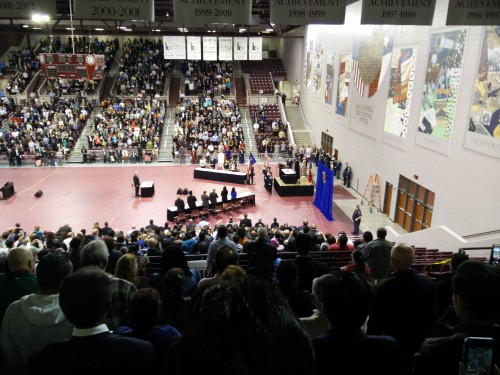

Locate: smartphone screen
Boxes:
[490,245,500,265]
[464,338,495,375]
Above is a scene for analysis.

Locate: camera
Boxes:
[463,337,495,375]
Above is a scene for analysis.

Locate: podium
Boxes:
[140,181,155,197]
[0,182,15,199]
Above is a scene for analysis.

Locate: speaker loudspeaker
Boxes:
[34,190,43,198]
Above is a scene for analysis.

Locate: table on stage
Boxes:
[193,167,247,184]
[140,181,155,197]
[280,168,297,184]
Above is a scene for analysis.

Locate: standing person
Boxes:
[352,204,362,235]
[209,189,218,209]
[230,187,237,203]
[368,244,437,375]
[343,164,352,188]
[200,191,210,209]
[174,195,185,214]
[362,227,393,285]
[187,191,197,212]
[27,268,153,375]
[132,171,140,197]
[248,165,255,184]
[220,186,229,203]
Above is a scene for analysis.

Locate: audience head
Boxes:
[127,288,161,333]
[276,260,298,287]
[181,277,314,375]
[217,225,228,239]
[376,227,388,240]
[338,234,348,247]
[59,267,111,329]
[114,253,139,286]
[36,252,73,292]
[219,265,247,287]
[160,245,191,276]
[6,247,35,273]
[319,271,373,331]
[295,232,312,255]
[362,231,373,243]
[80,240,108,270]
[450,252,469,271]
[390,243,414,272]
[214,245,238,275]
[257,227,267,239]
[452,261,500,323]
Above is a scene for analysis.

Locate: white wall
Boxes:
[283,2,500,237]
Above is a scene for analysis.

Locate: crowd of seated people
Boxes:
[84,97,165,163]
[4,47,40,95]
[251,103,291,157]
[0,97,91,166]
[115,38,167,96]
[172,97,244,167]
[181,60,233,96]
[0,217,498,374]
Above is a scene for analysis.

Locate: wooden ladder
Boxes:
[361,174,382,213]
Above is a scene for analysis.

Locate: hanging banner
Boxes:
[360,0,436,25]
[0,0,56,17]
[464,26,500,159]
[248,37,262,61]
[416,27,468,155]
[203,37,218,61]
[163,36,186,60]
[234,37,248,60]
[173,0,251,24]
[219,37,233,61]
[187,36,202,60]
[270,0,346,25]
[74,0,154,21]
[447,0,500,25]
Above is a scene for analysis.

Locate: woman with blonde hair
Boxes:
[115,253,148,289]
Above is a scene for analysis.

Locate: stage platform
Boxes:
[273,177,314,197]
[193,167,247,184]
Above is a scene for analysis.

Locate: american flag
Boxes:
[352,36,364,97]
[247,152,256,175]
[264,150,270,169]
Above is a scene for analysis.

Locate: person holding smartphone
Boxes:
[413,261,500,375]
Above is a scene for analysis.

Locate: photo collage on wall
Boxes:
[303,38,324,97]
[465,26,500,159]
[324,50,335,106]
[383,47,418,140]
[418,28,467,140]
[336,54,351,117]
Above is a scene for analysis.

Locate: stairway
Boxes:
[65,111,96,163]
[234,77,246,105]
[285,106,314,149]
[240,107,259,160]
[100,75,116,101]
[169,77,181,106]
[157,106,176,163]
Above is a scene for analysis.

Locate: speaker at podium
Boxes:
[0,181,15,200]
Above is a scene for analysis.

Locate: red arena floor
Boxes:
[1,164,354,235]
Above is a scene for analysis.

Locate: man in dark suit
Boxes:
[27,267,153,374]
[187,190,197,212]
[209,189,218,209]
[367,243,437,374]
[243,227,277,281]
[201,191,210,209]
[314,272,401,375]
[174,195,186,213]
[294,232,329,292]
[239,213,252,228]
[132,171,140,197]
